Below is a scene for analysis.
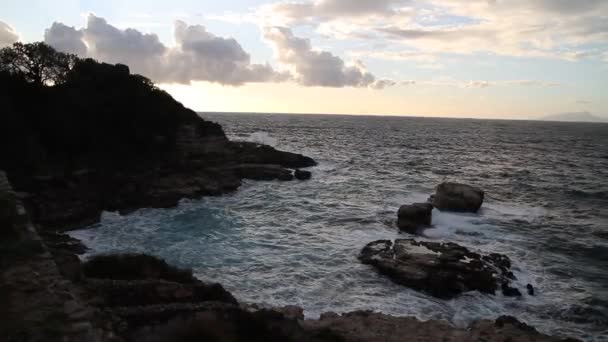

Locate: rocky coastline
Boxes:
[1,147,576,342]
[0,46,577,341]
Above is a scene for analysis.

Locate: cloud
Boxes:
[264,26,391,88]
[44,23,87,56]
[0,21,19,47]
[265,0,410,24]
[44,14,286,86]
[398,78,559,88]
[260,0,608,62]
[164,20,287,85]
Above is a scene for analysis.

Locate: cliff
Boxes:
[0,46,315,230]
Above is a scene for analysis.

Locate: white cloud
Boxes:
[264,0,410,24]
[264,26,392,88]
[44,22,87,56]
[0,21,19,48]
[261,0,608,62]
[44,14,286,86]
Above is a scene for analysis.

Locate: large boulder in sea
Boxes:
[430,182,484,213]
[397,203,433,233]
[359,239,520,299]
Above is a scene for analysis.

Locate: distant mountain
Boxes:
[541,112,607,123]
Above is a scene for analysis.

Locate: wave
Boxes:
[244,131,278,147]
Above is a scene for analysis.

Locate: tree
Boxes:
[0,42,77,85]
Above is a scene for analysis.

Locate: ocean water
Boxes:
[70,114,608,341]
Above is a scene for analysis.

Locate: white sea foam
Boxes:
[245,131,278,147]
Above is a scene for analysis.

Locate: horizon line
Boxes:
[198,111,608,123]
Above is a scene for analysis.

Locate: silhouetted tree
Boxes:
[0,42,77,85]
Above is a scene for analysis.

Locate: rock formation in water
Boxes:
[397,203,433,233]
[359,239,522,299]
[430,182,484,213]
[295,169,312,181]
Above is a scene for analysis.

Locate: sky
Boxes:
[1,0,607,119]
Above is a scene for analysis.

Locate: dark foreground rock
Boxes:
[302,311,574,342]
[397,203,433,233]
[82,253,570,342]
[430,182,484,213]
[359,239,521,299]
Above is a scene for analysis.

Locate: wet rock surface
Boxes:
[430,182,484,213]
[397,203,433,233]
[359,239,521,298]
[295,169,312,181]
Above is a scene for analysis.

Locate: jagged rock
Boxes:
[430,182,484,213]
[232,142,317,169]
[397,203,433,233]
[359,239,519,299]
[294,169,312,181]
[301,311,573,342]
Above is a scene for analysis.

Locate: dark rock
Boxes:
[527,284,535,296]
[359,239,520,299]
[397,203,433,233]
[124,302,317,341]
[302,310,571,342]
[233,164,294,181]
[82,253,196,283]
[502,282,523,297]
[86,279,237,307]
[41,232,88,254]
[294,169,312,181]
[232,142,317,169]
[430,182,485,213]
[494,315,537,332]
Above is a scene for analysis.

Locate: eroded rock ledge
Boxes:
[359,239,522,299]
[72,253,573,342]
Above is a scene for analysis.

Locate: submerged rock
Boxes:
[294,169,312,181]
[358,239,519,299]
[430,182,484,213]
[397,203,433,233]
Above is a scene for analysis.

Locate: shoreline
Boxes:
[1,169,578,341]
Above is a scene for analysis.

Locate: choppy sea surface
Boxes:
[71,114,608,341]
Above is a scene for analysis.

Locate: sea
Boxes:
[70,113,608,341]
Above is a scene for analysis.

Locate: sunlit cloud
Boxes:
[0,20,19,47]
